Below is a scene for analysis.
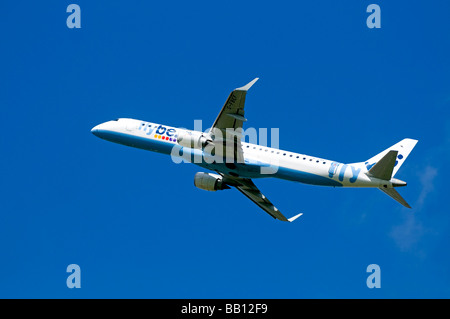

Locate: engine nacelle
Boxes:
[194,172,230,191]
[177,130,213,150]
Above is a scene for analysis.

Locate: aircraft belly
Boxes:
[274,165,343,186]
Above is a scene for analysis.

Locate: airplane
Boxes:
[91,78,418,222]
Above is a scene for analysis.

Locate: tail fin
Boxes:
[365,138,418,178]
[365,139,418,208]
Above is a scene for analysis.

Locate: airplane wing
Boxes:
[211,78,258,131]
[221,174,303,222]
[210,79,301,222]
[209,78,259,163]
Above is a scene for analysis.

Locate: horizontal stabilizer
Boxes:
[378,187,411,208]
[367,150,398,180]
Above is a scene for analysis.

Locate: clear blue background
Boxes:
[1,1,449,298]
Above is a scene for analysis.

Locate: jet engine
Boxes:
[194,172,230,191]
[177,130,213,150]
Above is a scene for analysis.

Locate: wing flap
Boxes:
[236,185,288,221]
[228,177,301,222]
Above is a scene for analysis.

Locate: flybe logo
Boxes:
[328,162,361,183]
[138,122,178,142]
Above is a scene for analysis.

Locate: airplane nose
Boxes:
[91,121,118,138]
[91,125,101,137]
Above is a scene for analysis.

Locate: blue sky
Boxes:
[1,1,450,298]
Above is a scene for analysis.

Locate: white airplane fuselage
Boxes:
[91,118,398,189]
[92,79,417,221]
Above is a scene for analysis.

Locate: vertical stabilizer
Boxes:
[365,138,418,177]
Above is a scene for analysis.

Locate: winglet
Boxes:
[288,213,303,222]
[236,78,259,91]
